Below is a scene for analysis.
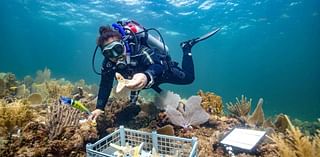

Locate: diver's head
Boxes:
[97,26,126,63]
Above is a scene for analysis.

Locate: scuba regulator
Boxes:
[92,20,169,75]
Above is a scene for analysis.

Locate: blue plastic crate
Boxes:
[86,126,198,157]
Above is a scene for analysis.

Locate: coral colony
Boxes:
[0,68,319,157]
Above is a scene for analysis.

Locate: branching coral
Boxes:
[226,95,252,117]
[3,73,17,89]
[272,127,320,157]
[46,103,81,140]
[0,73,18,97]
[73,79,98,96]
[23,75,33,89]
[0,100,34,139]
[35,67,51,84]
[197,90,223,116]
[45,80,73,100]
[227,96,266,127]
[292,118,320,136]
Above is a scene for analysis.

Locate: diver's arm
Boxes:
[144,64,164,88]
[96,60,115,110]
[140,47,165,88]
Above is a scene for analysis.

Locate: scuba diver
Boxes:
[89,20,220,121]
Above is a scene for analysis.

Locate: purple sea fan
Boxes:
[165,95,210,129]
[155,91,181,110]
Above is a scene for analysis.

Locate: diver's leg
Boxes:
[180,41,195,84]
[158,42,195,85]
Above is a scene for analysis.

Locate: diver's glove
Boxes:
[180,39,197,52]
[89,109,104,121]
[126,73,148,90]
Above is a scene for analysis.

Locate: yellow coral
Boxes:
[226,95,251,117]
[35,67,51,83]
[45,80,74,100]
[272,127,320,157]
[0,100,34,138]
[28,93,43,104]
[197,90,223,115]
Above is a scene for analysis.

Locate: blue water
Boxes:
[1,0,319,121]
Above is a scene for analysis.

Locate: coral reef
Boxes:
[35,67,51,84]
[0,100,34,137]
[247,98,265,127]
[226,95,266,127]
[74,79,99,96]
[226,95,252,118]
[0,69,100,156]
[157,91,209,129]
[1,69,319,157]
[271,127,320,157]
[27,93,43,104]
[0,73,19,97]
[0,79,5,97]
[154,90,181,110]
[23,75,33,89]
[46,103,81,140]
[197,90,223,116]
[273,114,294,133]
[45,80,74,100]
[292,118,320,136]
[15,84,27,98]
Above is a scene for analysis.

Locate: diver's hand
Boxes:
[89,109,104,121]
[126,73,147,90]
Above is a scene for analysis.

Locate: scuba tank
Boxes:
[123,20,169,54]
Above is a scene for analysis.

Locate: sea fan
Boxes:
[163,93,209,128]
[155,91,181,110]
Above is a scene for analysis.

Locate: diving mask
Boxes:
[102,40,125,61]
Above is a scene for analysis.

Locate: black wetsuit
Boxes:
[96,45,194,110]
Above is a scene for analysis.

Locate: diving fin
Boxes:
[181,27,221,49]
[192,27,221,45]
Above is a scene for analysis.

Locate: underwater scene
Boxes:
[1,0,320,157]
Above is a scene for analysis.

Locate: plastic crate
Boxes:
[86,126,198,157]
